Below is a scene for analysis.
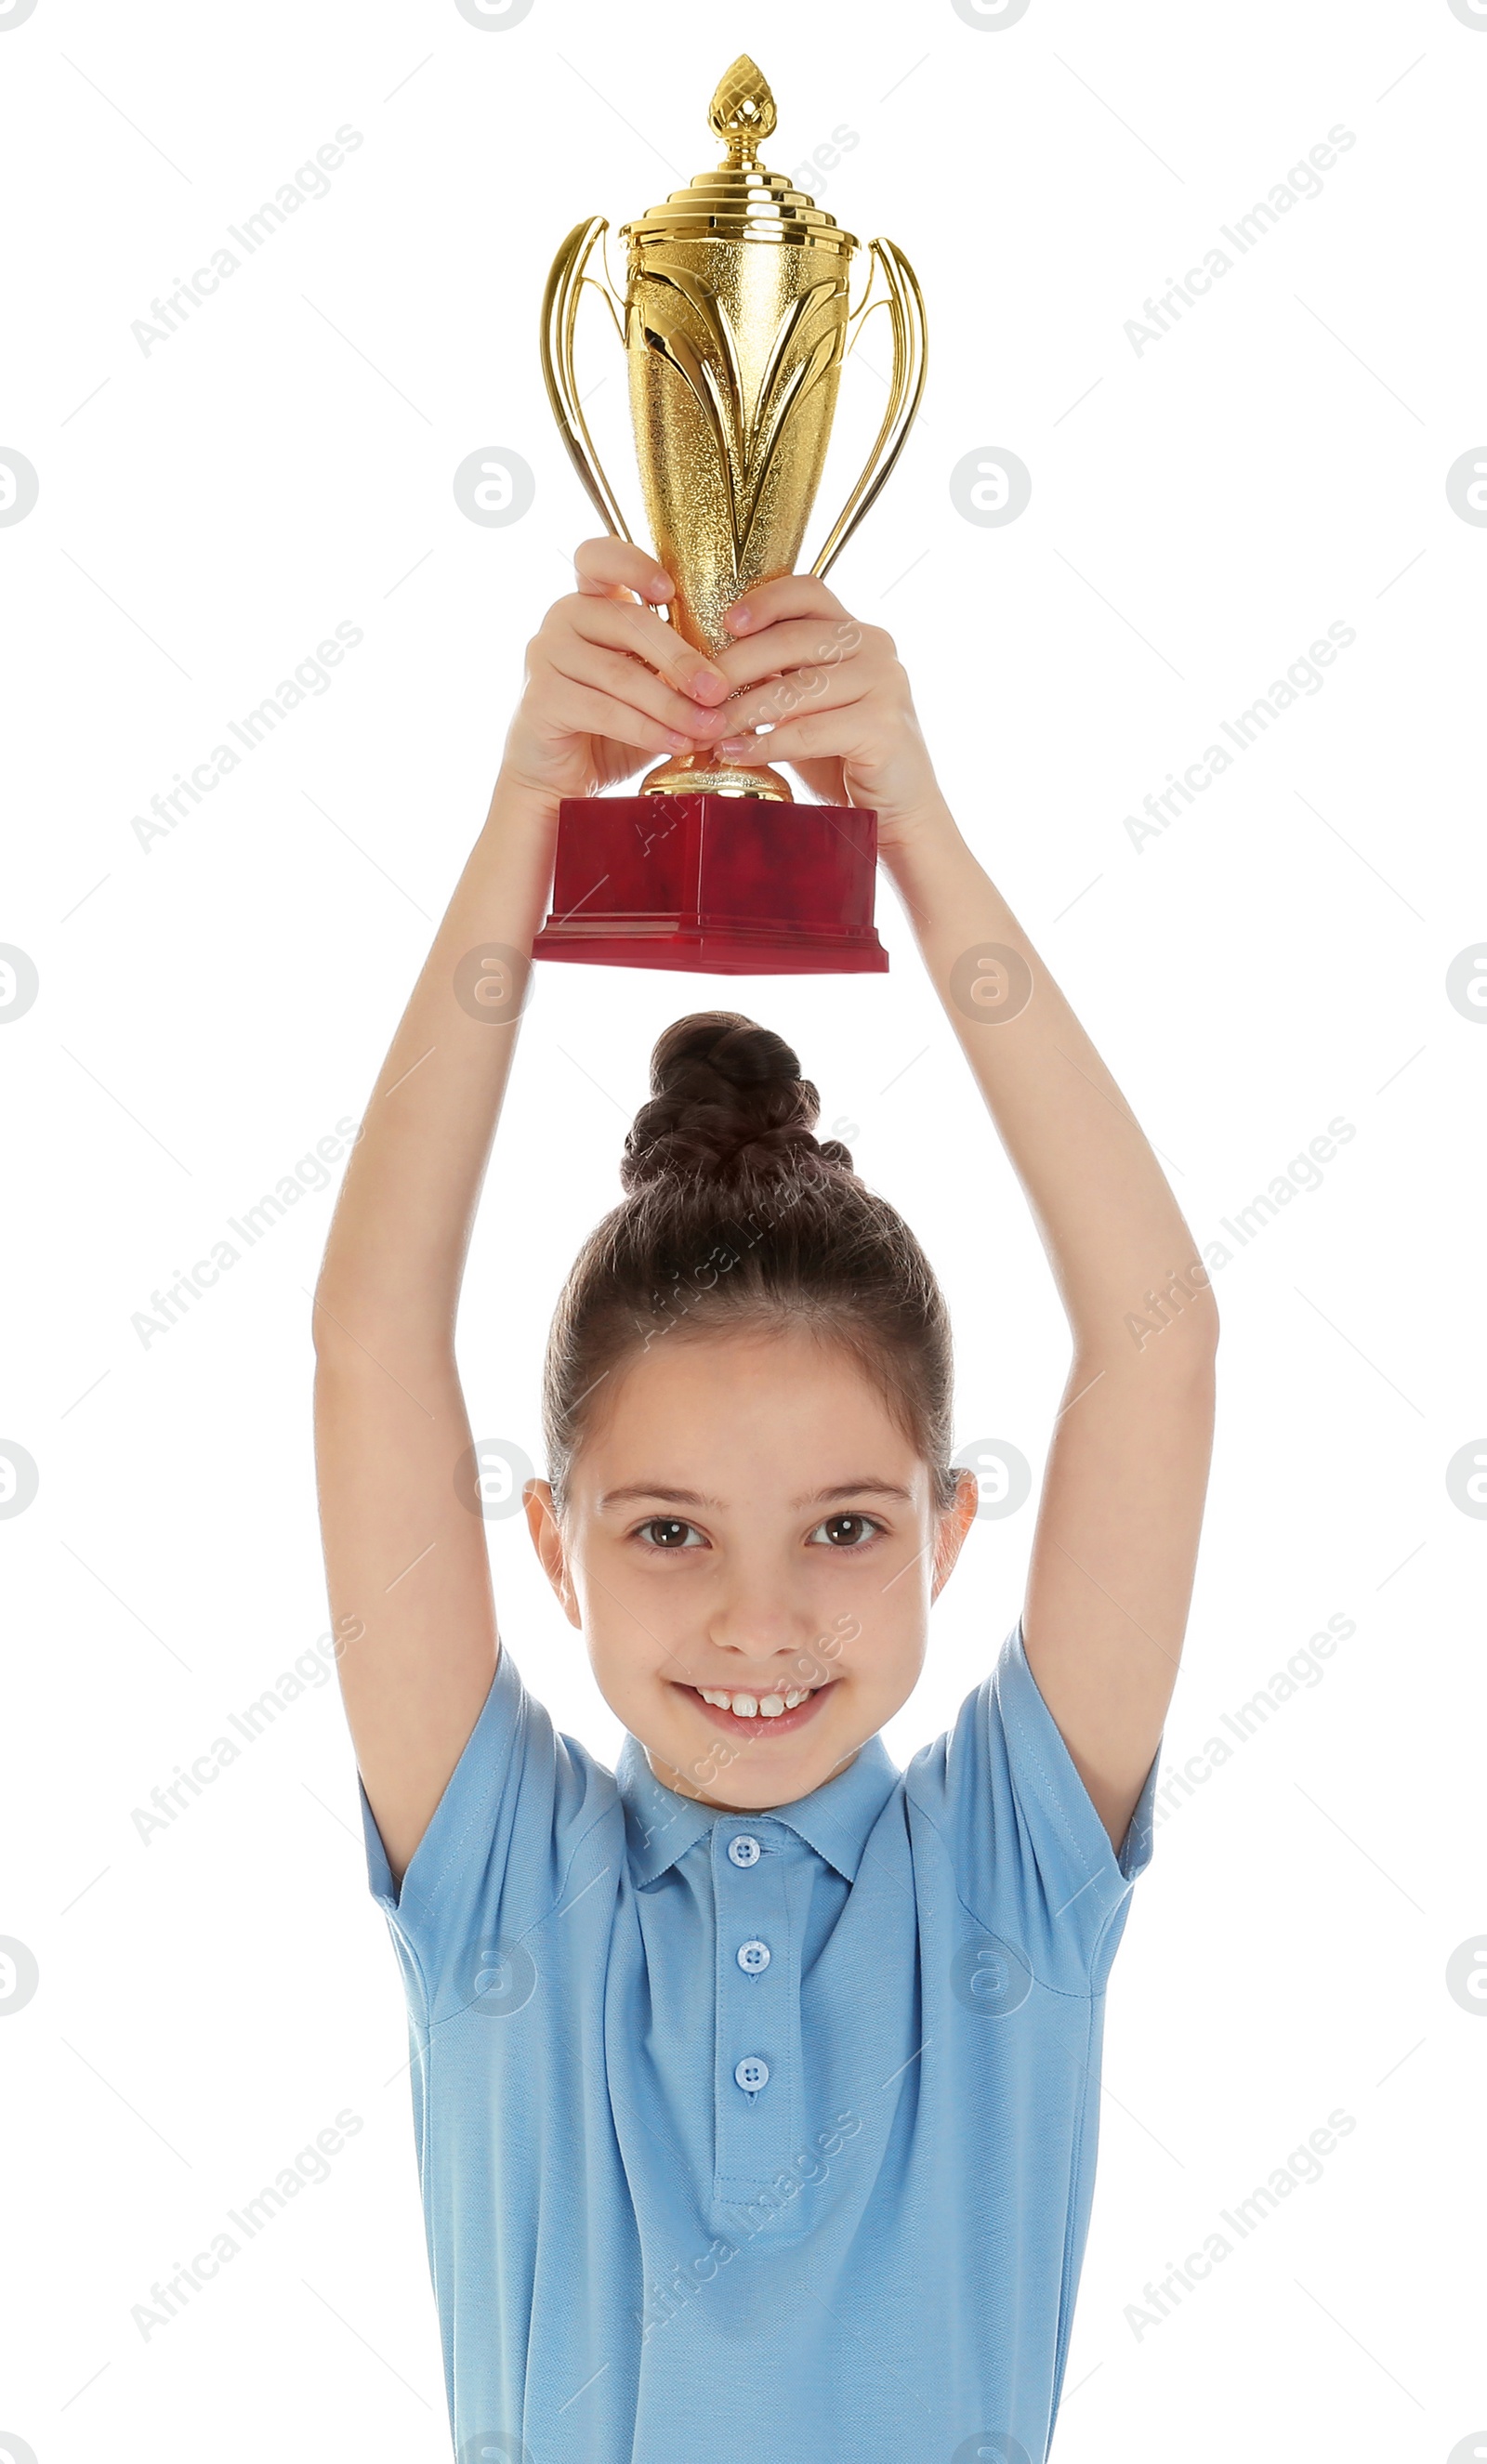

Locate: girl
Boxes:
[312,537,1217,2463]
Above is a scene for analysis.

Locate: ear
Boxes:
[524,1478,581,1628]
[929,1468,980,1601]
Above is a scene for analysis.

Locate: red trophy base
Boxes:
[531,794,888,976]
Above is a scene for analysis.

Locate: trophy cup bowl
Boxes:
[531,57,927,976]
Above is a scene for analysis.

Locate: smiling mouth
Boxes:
[676,1680,836,1735]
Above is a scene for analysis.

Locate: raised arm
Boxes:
[312,540,735,1886]
[874,820,1217,1849]
[708,577,1217,1851]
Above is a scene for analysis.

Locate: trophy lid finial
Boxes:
[621,58,854,252]
[708,56,776,165]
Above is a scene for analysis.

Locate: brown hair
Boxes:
[541,1012,958,1516]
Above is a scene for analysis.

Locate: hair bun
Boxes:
[620,1011,854,1193]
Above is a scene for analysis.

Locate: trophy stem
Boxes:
[639,750,794,800]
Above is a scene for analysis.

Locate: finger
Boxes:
[710,612,875,692]
[716,705,870,766]
[713,661,869,738]
[547,676,699,756]
[572,534,676,605]
[570,594,731,705]
[546,637,728,741]
[722,572,848,636]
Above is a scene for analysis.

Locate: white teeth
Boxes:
[696,1684,814,1717]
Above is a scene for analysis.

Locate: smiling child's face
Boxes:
[525,1322,977,1810]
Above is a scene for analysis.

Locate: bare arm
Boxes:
[709,577,1217,1850]
[312,541,735,1887]
[876,815,1216,1850]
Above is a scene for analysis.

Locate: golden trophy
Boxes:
[531,56,927,975]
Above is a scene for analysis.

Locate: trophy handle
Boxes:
[809,237,928,583]
[540,216,637,544]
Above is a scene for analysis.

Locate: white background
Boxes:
[2,0,1484,2457]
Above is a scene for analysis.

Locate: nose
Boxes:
[706,1574,813,1668]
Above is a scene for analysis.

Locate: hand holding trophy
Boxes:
[531,56,928,976]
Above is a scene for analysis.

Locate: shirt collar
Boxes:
[615,1729,901,1887]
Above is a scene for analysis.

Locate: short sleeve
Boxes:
[905,1619,1161,1995]
[359,1639,618,2025]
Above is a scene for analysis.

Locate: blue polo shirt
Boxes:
[361,1621,1159,2464]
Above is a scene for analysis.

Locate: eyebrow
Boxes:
[596,1480,915,1513]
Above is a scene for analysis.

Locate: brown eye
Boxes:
[810,1514,879,1548]
[640,1518,697,1550]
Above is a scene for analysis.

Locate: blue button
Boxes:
[727,1834,762,1868]
[737,1938,770,1974]
[733,2054,770,2092]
